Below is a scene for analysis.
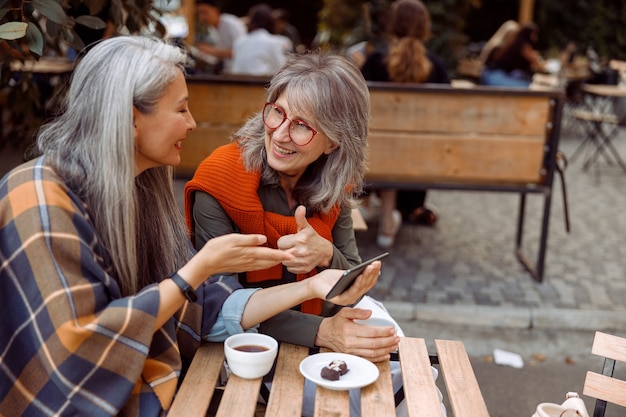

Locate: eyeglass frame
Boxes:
[262,102,318,146]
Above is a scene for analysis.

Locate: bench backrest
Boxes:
[179,76,268,177]
[179,76,563,191]
[584,331,626,417]
[366,82,562,188]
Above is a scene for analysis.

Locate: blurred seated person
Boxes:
[272,8,303,53]
[231,3,290,76]
[477,20,519,72]
[361,0,448,248]
[346,0,392,69]
[194,0,246,73]
[481,22,546,87]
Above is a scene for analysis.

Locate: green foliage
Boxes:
[0,0,166,151]
[1,0,166,69]
[535,0,626,61]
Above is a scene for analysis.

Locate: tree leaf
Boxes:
[25,22,44,56]
[0,21,28,40]
[32,0,67,24]
[75,15,106,30]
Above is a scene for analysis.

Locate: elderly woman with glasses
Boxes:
[185,53,408,416]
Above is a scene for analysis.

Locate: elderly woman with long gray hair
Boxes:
[0,36,380,416]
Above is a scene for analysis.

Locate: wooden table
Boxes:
[169,337,490,417]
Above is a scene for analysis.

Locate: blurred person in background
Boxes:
[273,8,304,53]
[360,0,449,248]
[481,22,546,87]
[194,0,246,73]
[231,3,291,76]
[478,19,520,83]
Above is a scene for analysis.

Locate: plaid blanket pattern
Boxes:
[0,158,238,416]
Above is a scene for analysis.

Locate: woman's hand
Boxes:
[307,261,381,307]
[315,307,399,363]
[195,233,294,277]
[277,205,334,273]
[238,259,380,330]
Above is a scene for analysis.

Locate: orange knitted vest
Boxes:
[184,143,340,315]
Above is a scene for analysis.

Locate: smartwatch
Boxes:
[168,271,198,303]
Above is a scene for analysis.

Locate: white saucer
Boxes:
[299,352,379,391]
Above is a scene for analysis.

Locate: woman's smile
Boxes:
[271,141,296,156]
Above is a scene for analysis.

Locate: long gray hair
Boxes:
[36,36,193,296]
[235,53,370,213]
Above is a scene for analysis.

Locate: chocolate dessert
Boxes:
[320,359,349,381]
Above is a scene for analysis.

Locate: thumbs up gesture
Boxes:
[277,205,334,274]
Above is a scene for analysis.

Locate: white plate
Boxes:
[299,352,379,391]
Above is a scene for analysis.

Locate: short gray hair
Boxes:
[236,53,370,213]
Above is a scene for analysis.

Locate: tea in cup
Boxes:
[224,333,278,379]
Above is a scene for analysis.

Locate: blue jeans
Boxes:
[481,68,530,87]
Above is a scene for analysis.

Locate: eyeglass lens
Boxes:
[263,103,316,146]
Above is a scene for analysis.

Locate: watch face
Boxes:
[170,273,198,302]
[184,287,198,302]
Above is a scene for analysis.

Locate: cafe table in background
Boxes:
[570,83,626,178]
[169,337,490,417]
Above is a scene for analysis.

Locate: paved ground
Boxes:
[356,124,626,329]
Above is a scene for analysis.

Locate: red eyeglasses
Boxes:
[262,102,318,146]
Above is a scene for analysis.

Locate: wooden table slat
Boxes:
[215,375,263,417]
[314,386,351,417]
[398,338,445,417]
[168,342,224,417]
[435,339,490,417]
[265,344,309,417]
[360,359,395,417]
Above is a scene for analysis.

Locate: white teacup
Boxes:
[224,333,278,379]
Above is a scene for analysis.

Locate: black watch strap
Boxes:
[169,272,198,303]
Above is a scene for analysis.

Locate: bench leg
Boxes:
[515,191,552,283]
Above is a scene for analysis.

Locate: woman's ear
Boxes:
[133,107,140,138]
[324,142,339,155]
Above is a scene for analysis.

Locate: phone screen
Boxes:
[325,252,389,300]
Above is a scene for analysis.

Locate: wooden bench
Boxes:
[180,75,565,282]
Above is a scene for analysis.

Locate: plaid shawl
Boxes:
[0,158,240,417]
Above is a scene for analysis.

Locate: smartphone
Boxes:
[325,252,389,300]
